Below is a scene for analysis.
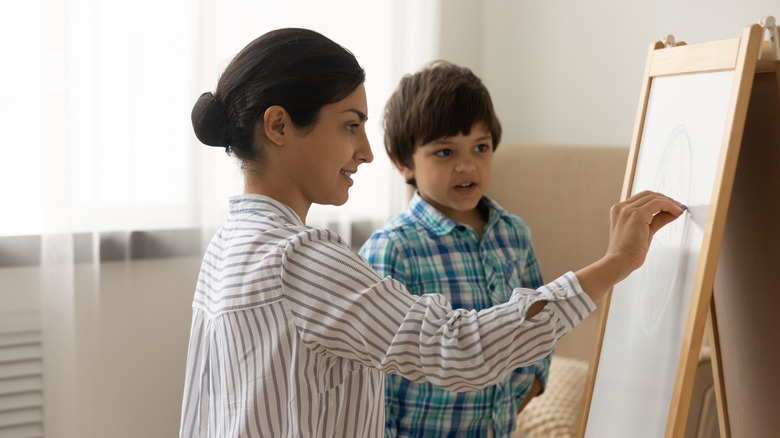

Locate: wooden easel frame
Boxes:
[579,24,764,438]
[708,36,780,437]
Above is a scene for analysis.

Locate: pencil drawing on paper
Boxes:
[641,124,693,331]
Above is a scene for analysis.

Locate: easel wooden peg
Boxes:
[662,34,686,48]
[759,16,779,61]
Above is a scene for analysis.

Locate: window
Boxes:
[0,0,436,243]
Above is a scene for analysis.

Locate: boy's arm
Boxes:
[517,376,543,414]
[510,220,548,412]
[358,229,409,282]
[384,373,402,438]
[510,353,548,415]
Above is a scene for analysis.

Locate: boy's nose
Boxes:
[454,158,475,172]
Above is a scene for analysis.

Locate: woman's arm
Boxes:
[281,228,592,392]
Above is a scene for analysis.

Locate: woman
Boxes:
[180,27,684,437]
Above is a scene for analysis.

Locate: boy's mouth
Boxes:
[455,182,476,189]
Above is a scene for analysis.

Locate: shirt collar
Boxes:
[408,191,502,236]
[228,194,304,226]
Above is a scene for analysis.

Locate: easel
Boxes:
[708,17,780,437]
[579,18,780,438]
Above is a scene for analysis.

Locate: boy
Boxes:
[359,61,547,437]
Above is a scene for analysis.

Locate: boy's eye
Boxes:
[475,144,490,152]
[434,149,452,157]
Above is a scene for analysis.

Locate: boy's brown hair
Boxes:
[383,60,502,186]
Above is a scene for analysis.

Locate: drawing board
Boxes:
[581,25,763,438]
[585,69,733,438]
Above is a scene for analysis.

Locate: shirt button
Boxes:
[489,284,495,291]
[556,289,568,298]
[457,225,466,231]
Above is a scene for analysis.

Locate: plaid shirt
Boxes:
[359,192,550,438]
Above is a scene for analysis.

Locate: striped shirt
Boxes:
[179,194,596,437]
[359,193,549,437]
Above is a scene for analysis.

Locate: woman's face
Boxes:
[285,84,374,210]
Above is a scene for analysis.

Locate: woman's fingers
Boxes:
[649,210,683,235]
[623,191,684,216]
[607,190,686,269]
[615,192,685,228]
[575,191,686,302]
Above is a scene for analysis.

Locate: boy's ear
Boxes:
[263,106,288,146]
[390,155,415,181]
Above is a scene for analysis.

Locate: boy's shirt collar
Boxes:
[408,191,502,236]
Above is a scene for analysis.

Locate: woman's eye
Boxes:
[434,149,452,157]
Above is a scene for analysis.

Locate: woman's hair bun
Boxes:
[191,92,230,147]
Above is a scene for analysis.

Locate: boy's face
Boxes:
[396,124,494,223]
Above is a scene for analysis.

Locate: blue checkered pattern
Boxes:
[359,192,550,438]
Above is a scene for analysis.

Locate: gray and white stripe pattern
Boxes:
[180,194,596,437]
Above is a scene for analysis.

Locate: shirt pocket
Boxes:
[485,257,527,303]
[317,356,368,393]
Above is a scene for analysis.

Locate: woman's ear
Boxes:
[263,106,287,146]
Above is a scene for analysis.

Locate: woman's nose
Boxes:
[356,132,373,164]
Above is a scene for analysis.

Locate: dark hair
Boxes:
[191,28,366,164]
[383,60,502,186]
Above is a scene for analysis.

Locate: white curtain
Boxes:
[0,0,439,436]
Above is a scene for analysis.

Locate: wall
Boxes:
[0,257,199,437]
[439,0,778,146]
